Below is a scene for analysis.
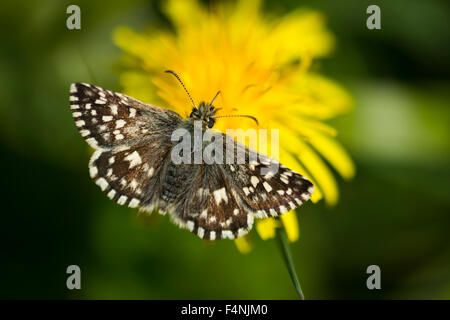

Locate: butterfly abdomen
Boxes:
[160,162,192,203]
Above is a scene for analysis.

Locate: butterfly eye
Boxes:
[207,118,215,128]
[189,110,196,118]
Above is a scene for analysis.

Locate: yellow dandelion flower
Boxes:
[113,0,354,251]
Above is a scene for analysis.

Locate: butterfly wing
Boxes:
[170,131,314,240]
[222,135,315,218]
[169,163,254,240]
[70,83,182,208]
[70,83,181,150]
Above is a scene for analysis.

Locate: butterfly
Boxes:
[69,71,314,240]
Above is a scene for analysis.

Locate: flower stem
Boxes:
[276,222,305,300]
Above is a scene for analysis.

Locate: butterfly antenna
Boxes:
[212,114,259,126]
[210,90,221,105]
[165,70,197,109]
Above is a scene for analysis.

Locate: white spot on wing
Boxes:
[237,228,247,238]
[117,195,128,205]
[75,120,85,127]
[129,198,140,208]
[124,151,142,168]
[247,214,254,227]
[89,166,98,178]
[186,221,194,231]
[197,227,205,238]
[280,176,289,184]
[107,190,116,199]
[301,193,310,201]
[96,178,108,191]
[263,181,273,192]
[110,104,118,115]
[213,187,228,205]
[85,138,98,148]
[129,179,138,190]
[115,119,126,128]
[251,176,259,188]
[221,230,234,239]
[90,150,102,162]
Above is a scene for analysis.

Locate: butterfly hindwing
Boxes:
[88,138,172,209]
[170,163,253,240]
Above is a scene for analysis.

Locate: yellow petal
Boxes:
[234,235,253,254]
[302,126,356,179]
[280,210,300,242]
[118,72,158,104]
[268,10,335,61]
[287,73,353,120]
[280,116,338,137]
[280,131,339,205]
[256,218,279,240]
[164,0,205,29]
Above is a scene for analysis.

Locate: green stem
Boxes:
[276,222,305,300]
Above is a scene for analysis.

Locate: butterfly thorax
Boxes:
[189,102,218,128]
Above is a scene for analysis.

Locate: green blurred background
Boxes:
[1,0,449,299]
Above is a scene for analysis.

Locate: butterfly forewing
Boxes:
[70,83,181,149]
[70,82,182,210]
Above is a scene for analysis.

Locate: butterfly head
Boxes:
[165,70,259,128]
[189,102,218,128]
